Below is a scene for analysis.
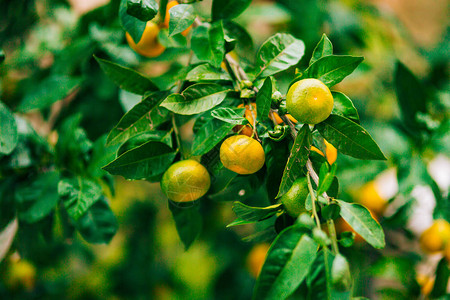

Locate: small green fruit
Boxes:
[280,177,309,217]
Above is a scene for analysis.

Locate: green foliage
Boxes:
[126,0,158,22]
[168,4,195,36]
[0,101,18,155]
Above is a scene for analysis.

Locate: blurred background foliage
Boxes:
[0,0,448,299]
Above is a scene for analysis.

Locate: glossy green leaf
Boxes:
[58,177,103,221]
[228,202,282,226]
[430,258,450,298]
[117,130,172,156]
[103,141,177,180]
[191,117,235,156]
[394,62,428,132]
[331,91,360,124]
[256,77,272,121]
[126,0,158,22]
[317,163,337,195]
[337,200,385,248]
[310,33,333,65]
[256,33,305,78]
[316,114,386,160]
[186,64,231,81]
[95,56,159,95]
[277,125,312,198]
[0,101,18,155]
[297,55,364,88]
[18,76,81,112]
[168,4,195,36]
[119,0,146,43]
[107,91,170,145]
[191,22,225,68]
[0,49,4,63]
[211,107,247,125]
[75,197,118,244]
[212,0,251,20]
[253,227,318,300]
[15,172,60,223]
[169,201,202,250]
[161,83,229,115]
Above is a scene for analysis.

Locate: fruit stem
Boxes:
[306,172,321,228]
[223,47,340,254]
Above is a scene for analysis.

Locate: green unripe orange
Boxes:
[280,177,309,217]
[161,160,210,202]
[286,78,333,124]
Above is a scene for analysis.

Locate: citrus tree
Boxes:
[0,0,449,299]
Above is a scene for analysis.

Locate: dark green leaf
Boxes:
[117,130,172,156]
[0,101,18,155]
[15,172,60,223]
[256,77,272,121]
[126,0,158,22]
[212,0,251,20]
[337,200,385,248]
[191,118,235,155]
[316,114,386,160]
[430,258,450,298]
[0,49,4,63]
[331,91,360,124]
[297,55,364,88]
[253,227,318,300]
[88,135,121,178]
[103,141,177,180]
[119,0,146,43]
[161,83,229,115]
[186,64,231,81]
[107,91,170,145]
[277,125,312,198]
[310,33,333,65]
[168,201,202,250]
[211,107,247,125]
[317,163,337,195]
[394,62,428,132]
[18,76,81,112]
[191,22,225,68]
[95,56,159,95]
[256,33,305,78]
[228,202,283,226]
[58,177,103,221]
[75,197,117,244]
[168,4,195,36]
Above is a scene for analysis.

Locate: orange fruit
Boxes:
[220,135,265,175]
[355,181,387,216]
[420,219,450,253]
[163,1,191,36]
[246,243,270,278]
[161,160,211,202]
[311,139,337,165]
[286,78,333,124]
[126,21,165,57]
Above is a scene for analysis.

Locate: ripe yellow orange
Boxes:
[161,160,211,202]
[356,181,387,216]
[416,274,434,296]
[220,135,265,175]
[280,177,309,217]
[6,259,36,290]
[126,21,165,57]
[163,1,191,36]
[246,243,270,278]
[420,219,450,253]
[444,244,450,263]
[311,139,338,165]
[286,78,333,124]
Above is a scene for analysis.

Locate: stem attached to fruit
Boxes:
[223,46,340,254]
[307,172,321,228]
